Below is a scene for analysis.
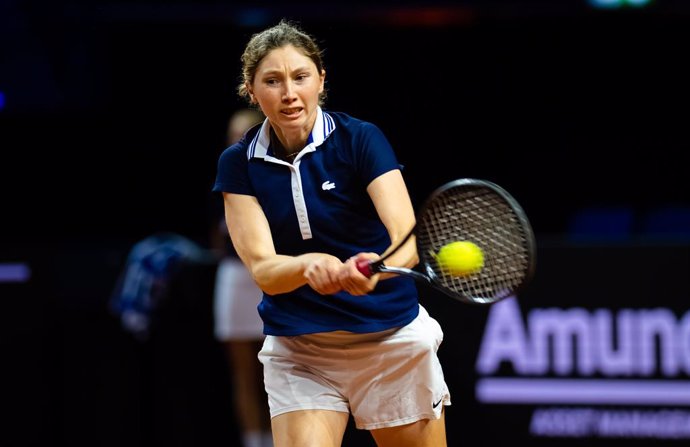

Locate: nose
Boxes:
[282,81,297,103]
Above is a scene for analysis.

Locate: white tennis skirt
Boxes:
[213,257,265,341]
[258,304,451,430]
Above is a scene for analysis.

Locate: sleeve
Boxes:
[212,143,254,195]
[355,121,402,186]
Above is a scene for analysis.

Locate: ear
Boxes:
[246,82,257,103]
[319,70,326,93]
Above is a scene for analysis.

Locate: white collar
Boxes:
[246,106,336,160]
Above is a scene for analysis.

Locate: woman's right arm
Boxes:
[222,192,344,295]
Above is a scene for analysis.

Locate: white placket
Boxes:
[264,151,313,240]
[289,159,312,239]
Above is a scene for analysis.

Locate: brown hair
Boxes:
[237,19,327,106]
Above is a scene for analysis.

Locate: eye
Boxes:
[295,73,310,82]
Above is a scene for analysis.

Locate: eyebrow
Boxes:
[260,66,312,76]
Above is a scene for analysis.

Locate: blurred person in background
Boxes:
[211,108,273,447]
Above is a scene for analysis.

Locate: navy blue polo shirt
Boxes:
[213,107,419,335]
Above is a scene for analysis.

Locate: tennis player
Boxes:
[213,19,451,447]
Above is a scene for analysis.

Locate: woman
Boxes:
[213,19,450,447]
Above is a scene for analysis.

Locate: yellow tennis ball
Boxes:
[435,241,484,277]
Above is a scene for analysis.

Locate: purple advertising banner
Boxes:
[420,242,690,446]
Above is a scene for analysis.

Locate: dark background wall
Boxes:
[2,1,689,446]
[3,0,689,248]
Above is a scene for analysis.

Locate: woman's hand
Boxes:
[303,252,380,296]
[303,254,347,295]
[339,252,380,296]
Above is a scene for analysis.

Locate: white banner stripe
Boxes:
[476,378,690,405]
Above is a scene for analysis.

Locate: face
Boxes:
[247,44,325,140]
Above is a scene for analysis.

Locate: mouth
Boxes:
[281,107,303,117]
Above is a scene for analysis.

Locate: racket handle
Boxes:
[356,259,375,278]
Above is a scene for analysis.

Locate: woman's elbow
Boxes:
[252,269,294,295]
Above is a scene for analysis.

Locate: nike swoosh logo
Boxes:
[433,397,443,408]
[321,180,335,191]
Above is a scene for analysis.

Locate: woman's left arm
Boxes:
[367,169,419,272]
[340,169,419,295]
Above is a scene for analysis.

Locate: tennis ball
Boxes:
[435,241,484,276]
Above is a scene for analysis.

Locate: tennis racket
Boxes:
[357,178,536,305]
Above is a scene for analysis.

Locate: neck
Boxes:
[270,128,301,161]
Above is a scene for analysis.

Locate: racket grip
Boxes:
[356,259,375,278]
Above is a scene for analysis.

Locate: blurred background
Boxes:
[2,0,689,446]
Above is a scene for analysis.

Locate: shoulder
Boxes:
[325,111,386,138]
[322,112,398,177]
[219,141,246,162]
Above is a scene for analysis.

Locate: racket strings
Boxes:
[418,185,532,304]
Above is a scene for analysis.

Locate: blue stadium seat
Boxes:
[567,206,634,242]
[641,206,690,240]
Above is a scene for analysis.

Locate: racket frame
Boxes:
[361,178,536,305]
